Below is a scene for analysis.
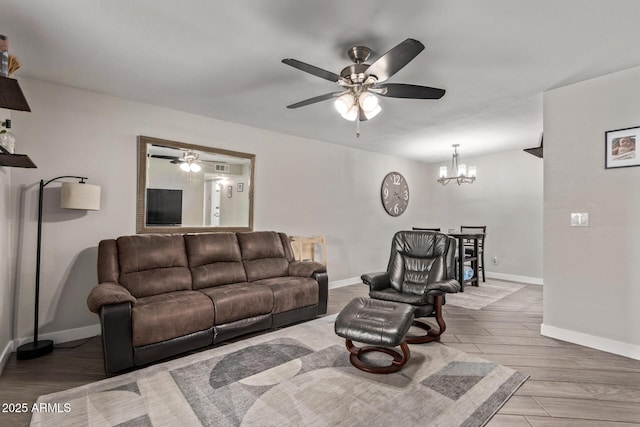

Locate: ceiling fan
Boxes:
[149,150,221,172]
[282,38,445,136]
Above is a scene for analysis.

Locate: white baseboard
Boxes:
[329,276,361,289]
[0,339,14,377]
[485,271,543,285]
[13,323,101,349]
[541,323,640,361]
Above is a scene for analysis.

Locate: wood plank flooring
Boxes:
[1,282,639,426]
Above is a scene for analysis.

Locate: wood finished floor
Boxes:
[1,282,640,426]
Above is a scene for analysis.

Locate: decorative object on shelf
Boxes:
[0,119,15,153]
[0,35,8,77]
[605,125,639,169]
[282,38,445,137]
[381,171,409,216]
[17,176,101,360]
[437,144,476,186]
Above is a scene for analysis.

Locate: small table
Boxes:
[334,297,415,374]
[449,233,485,292]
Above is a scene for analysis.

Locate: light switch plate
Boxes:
[570,212,589,226]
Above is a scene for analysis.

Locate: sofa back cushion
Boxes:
[237,231,292,281]
[184,233,247,289]
[117,234,191,298]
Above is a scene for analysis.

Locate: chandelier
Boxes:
[437,144,476,185]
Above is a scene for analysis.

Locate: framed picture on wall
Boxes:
[605,125,639,169]
[227,185,233,198]
[237,182,244,192]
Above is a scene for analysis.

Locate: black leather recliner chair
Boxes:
[361,230,460,344]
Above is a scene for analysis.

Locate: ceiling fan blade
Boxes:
[365,38,425,83]
[282,59,341,83]
[286,92,344,109]
[375,83,445,99]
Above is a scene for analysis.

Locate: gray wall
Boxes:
[543,65,640,357]
[7,78,432,341]
[0,108,15,369]
[425,149,543,282]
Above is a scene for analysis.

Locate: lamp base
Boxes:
[16,340,53,360]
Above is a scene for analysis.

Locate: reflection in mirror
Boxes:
[137,135,255,233]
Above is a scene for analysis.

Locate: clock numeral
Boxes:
[383,188,389,198]
[404,190,409,201]
[392,174,402,185]
[393,204,399,214]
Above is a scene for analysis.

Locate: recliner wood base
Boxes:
[406,298,446,344]
[345,339,410,374]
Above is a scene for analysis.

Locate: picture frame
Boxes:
[605,126,639,169]
[237,182,244,192]
[227,185,233,198]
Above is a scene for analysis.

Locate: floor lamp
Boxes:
[16,176,101,360]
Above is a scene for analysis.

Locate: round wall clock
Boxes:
[380,172,409,216]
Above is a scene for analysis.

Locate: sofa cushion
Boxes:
[198,283,274,325]
[117,235,191,298]
[238,231,290,281]
[132,291,214,347]
[184,233,247,289]
[253,276,319,314]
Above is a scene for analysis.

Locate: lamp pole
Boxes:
[16,176,88,360]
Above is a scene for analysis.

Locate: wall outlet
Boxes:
[492,256,498,265]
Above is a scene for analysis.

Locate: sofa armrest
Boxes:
[289,260,326,277]
[361,272,391,291]
[424,279,461,296]
[87,282,136,313]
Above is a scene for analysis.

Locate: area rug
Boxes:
[31,315,527,427]
[446,279,526,310]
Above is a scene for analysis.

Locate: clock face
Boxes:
[381,172,409,217]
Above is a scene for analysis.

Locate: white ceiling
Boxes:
[3,0,640,163]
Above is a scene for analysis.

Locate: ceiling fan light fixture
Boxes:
[180,162,191,172]
[334,93,355,115]
[190,163,201,172]
[341,105,358,121]
[359,91,379,113]
[363,104,382,120]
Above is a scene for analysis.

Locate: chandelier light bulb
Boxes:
[359,92,379,113]
[458,164,467,177]
[439,166,448,178]
[334,93,355,115]
[468,166,477,178]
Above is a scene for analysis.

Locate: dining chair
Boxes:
[460,225,486,282]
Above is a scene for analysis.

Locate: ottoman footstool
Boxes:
[334,297,415,374]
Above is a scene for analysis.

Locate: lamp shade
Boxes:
[61,182,101,210]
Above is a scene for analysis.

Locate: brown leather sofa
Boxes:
[87,231,328,374]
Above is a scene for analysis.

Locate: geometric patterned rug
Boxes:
[446,280,526,310]
[30,315,527,427]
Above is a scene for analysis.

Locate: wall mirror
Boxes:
[137,135,255,233]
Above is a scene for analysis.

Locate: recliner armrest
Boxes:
[361,272,391,291]
[87,282,136,313]
[289,260,326,277]
[424,279,461,296]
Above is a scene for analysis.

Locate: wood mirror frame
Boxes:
[136,135,255,234]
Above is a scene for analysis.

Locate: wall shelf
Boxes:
[0,146,37,168]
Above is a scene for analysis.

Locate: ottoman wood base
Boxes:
[345,339,410,374]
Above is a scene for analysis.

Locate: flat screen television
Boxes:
[146,188,183,226]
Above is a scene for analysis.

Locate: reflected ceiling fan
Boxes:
[282,38,445,136]
[149,150,221,172]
